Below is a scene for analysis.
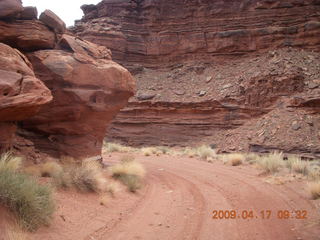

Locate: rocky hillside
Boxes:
[0,0,135,161]
[74,0,320,156]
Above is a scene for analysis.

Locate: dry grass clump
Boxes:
[196,145,216,160]
[225,153,244,166]
[140,146,171,156]
[141,147,159,156]
[287,156,310,175]
[257,152,284,174]
[156,146,170,155]
[0,153,54,231]
[308,166,320,181]
[245,153,261,165]
[110,158,145,192]
[183,147,198,158]
[24,162,63,178]
[24,159,110,194]
[5,223,28,240]
[308,181,320,199]
[0,152,22,172]
[182,145,216,161]
[57,160,107,193]
[103,142,136,153]
[105,182,121,197]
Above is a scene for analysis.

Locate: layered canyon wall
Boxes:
[73,0,320,156]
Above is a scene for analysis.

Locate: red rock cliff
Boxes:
[73,0,320,157]
[74,0,320,69]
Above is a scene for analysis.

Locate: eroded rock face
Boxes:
[106,48,320,157]
[39,9,66,33]
[0,42,52,152]
[73,0,320,156]
[0,0,23,19]
[0,20,56,51]
[22,35,135,159]
[74,0,320,69]
[0,43,52,121]
[0,7,135,160]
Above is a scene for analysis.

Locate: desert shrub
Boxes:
[245,153,261,165]
[106,182,120,197]
[287,156,310,175]
[141,147,158,156]
[56,160,107,193]
[0,152,22,172]
[110,161,145,192]
[257,152,284,174]
[196,145,216,160]
[5,223,27,240]
[183,147,198,158]
[40,162,63,177]
[182,145,216,160]
[103,142,135,153]
[226,153,244,166]
[0,153,54,231]
[308,181,320,199]
[117,174,142,192]
[156,146,170,154]
[308,166,320,181]
[24,162,63,178]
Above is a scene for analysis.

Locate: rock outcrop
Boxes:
[22,37,135,159]
[0,0,135,160]
[0,42,52,152]
[106,48,320,156]
[74,0,320,156]
[74,0,320,69]
[0,0,23,19]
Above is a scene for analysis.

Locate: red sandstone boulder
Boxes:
[39,9,66,33]
[0,0,23,19]
[19,6,38,20]
[0,43,52,152]
[0,20,55,51]
[0,43,52,120]
[22,35,135,159]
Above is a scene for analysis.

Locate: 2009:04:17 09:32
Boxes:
[212,210,308,220]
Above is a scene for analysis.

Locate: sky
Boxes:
[22,0,102,26]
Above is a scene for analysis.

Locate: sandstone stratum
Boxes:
[0,0,135,161]
[73,0,320,157]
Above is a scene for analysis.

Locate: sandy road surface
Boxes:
[29,154,320,240]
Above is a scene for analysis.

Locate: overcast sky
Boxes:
[22,0,102,26]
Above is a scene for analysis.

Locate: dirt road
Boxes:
[30,154,320,240]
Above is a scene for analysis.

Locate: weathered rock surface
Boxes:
[0,7,135,160]
[0,20,56,51]
[19,6,38,20]
[0,43,52,121]
[73,0,320,156]
[22,36,135,159]
[39,9,66,33]
[0,42,52,152]
[0,0,23,19]
[74,0,320,69]
[106,48,320,157]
